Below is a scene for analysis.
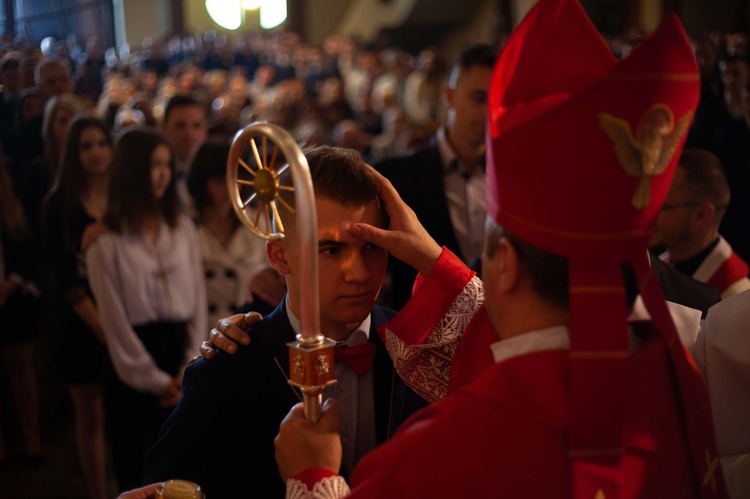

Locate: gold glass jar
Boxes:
[155,479,205,499]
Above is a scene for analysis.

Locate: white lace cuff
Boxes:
[385,276,484,402]
[286,475,351,499]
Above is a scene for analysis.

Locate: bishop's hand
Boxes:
[275,398,343,481]
[350,165,443,278]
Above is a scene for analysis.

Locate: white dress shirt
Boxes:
[86,215,207,395]
[436,127,487,262]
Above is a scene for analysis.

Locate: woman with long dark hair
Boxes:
[86,126,206,493]
[186,139,272,328]
[41,114,112,499]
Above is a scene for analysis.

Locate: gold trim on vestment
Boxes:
[500,208,650,240]
[603,73,700,81]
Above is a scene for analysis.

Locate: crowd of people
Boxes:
[0,1,748,496]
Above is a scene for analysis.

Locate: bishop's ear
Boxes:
[266,240,291,275]
[495,237,522,293]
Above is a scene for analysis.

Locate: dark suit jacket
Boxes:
[143,301,426,498]
[375,139,469,310]
[649,252,721,318]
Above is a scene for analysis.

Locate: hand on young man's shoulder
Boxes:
[198,311,263,360]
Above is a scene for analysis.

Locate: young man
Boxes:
[160,95,208,208]
[374,44,496,309]
[273,1,727,497]
[142,146,425,498]
[652,148,750,298]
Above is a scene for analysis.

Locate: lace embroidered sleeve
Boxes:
[286,476,351,499]
[383,275,484,402]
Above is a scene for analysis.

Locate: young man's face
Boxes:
[445,65,492,147]
[276,196,388,341]
[162,105,208,163]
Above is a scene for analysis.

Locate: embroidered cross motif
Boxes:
[703,448,719,493]
[598,104,693,210]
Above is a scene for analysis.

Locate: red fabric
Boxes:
[487,6,699,260]
[446,307,496,393]
[568,260,629,482]
[346,341,709,499]
[706,251,749,294]
[293,468,338,490]
[632,255,728,499]
[423,246,724,498]
[485,0,703,494]
[333,344,375,375]
[378,247,474,347]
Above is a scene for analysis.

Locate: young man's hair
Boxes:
[484,217,569,309]
[678,148,730,222]
[163,94,205,124]
[275,145,381,233]
[448,44,498,87]
[104,126,180,233]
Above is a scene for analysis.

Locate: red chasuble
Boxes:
[347,336,707,498]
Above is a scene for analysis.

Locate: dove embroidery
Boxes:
[598,104,693,209]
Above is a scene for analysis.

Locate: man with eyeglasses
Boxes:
[652,148,750,299]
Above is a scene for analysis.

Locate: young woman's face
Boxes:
[52,107,75,147]
[78,126,111,177]
[150,144,172,200]
[206,176,230,211]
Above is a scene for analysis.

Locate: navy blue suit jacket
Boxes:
[143,301,426,498]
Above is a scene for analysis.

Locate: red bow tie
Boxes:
[334,344,376,375]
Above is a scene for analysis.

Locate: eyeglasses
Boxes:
[660,201,706,211]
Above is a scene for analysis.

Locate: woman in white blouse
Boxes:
[86,126,206,494]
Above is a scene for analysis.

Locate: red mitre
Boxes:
[487,0,725,497]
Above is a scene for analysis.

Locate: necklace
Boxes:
[146,226,174,313]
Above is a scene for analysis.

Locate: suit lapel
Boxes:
[258,303,398,438]
[258,300,301,403]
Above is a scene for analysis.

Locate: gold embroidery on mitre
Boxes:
[703,448,719,493]
[594,490,606,499]
[598,105,693,210]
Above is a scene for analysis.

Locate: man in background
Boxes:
[652,148,750,299]
[160,95,208,209]
[374,44,496,309]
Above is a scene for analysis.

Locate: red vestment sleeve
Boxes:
[379,247,475,346]
[292,468,339,489]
